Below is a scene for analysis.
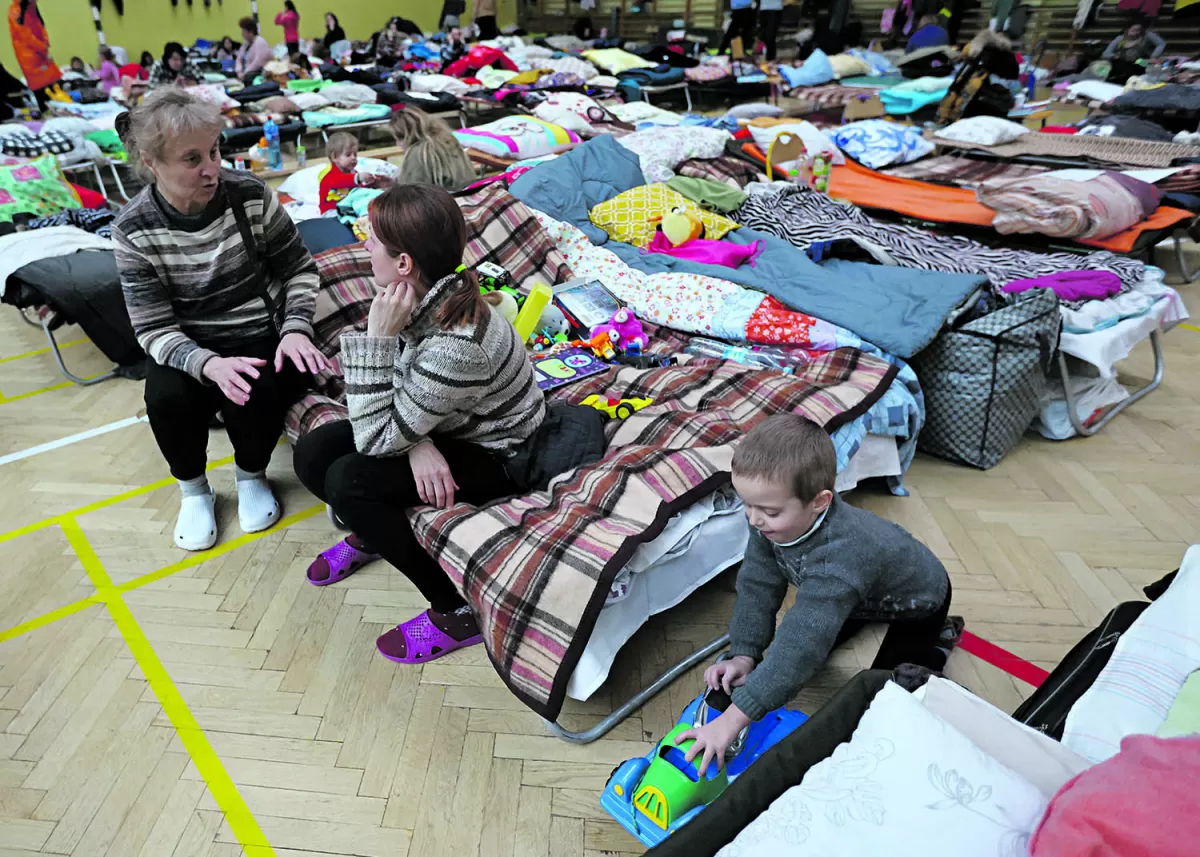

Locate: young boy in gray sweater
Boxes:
[679,413,952,775]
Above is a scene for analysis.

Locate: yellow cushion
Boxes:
[588,184,740,249]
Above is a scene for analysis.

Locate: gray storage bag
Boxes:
[914,288,1060,469]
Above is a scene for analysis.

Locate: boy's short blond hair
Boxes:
[325,132,358,158]
[732,413,836,503]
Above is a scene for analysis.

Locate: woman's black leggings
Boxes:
[719,8,758,54]
[292,420,518,612]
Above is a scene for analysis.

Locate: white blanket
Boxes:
[0,227,112,298]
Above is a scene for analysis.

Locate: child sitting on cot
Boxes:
[317,132,384,214]
[388,109,477,192]
[677,413,954,775]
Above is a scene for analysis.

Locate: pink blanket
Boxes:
[643,231,764,268]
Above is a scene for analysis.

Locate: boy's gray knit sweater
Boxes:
[729,494,948,721]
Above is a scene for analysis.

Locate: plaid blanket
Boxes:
[284,184,574,439]
[884,154,1048,189]
[933,131,1200,169]
[407,351,899,720]
[677,155,763,189]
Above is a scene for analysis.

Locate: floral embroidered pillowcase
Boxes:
[717,681,1048,857]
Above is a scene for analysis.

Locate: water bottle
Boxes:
[683,337,808,374]
[263,118,282,171]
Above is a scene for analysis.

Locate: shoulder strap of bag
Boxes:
[228,184,284,333]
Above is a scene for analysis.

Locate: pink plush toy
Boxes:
[590,308,647,355]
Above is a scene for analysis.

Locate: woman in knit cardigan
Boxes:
[292,184,550,665]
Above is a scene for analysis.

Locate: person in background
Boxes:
[758,0,783,61]
[719,0,757,55]
[1102,20,1165,62]
[906,13,949,52]
[439,0,465,30]
[63,55,91,80]
[95,47,121,93]
[275,1,300,55]
[236,16,272,84]
[213,35,240,63]
[322,12,345,50]
[440,26,468,68]
[317,132,379,214]
[7,0,61,110]
[375,16,405,63]
[675,414,954,775]
[149,42,201,88]
[387,109,476,191]
[471,0,498,41]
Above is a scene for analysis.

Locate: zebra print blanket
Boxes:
[734,184,1146,310]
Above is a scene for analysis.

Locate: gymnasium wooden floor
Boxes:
[0,266,1195,857]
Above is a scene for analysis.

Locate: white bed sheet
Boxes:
[566,434,903,701]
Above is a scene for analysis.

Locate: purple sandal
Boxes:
[306,536,381,586]
[376,610,483,664]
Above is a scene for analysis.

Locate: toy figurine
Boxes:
[538,304,570,339]
[570,330,618,361]
[591,308,647,355]
[649,207,705,246]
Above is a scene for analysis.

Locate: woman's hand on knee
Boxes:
[202,356,268,406]
[275,332,331,375]
[408,440,459,509]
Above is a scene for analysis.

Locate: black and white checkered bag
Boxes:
[914,288,1061,470]
[1,129,75,158]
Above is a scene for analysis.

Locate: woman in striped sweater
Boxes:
[113,89,329,552]
[293,184,548,664]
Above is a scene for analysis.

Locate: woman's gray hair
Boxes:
[127,88,224,177]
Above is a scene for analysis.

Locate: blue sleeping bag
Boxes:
[510,136,984,358]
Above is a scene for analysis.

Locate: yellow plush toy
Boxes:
[653,207,705,247]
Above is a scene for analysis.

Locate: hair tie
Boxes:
[455,264,466,273]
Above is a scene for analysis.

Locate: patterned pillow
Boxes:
[454,116,580,161]
[0,154,82,222]
[833,119,934,169]
[0,129,75,159]
[588,184,739,248]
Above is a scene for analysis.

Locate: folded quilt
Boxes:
[408,349,899,719]
[300,103,391,127]
[977,173,1151,240]
[455,116,580,160]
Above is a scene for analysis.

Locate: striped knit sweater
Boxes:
[340,274,546,457]
[113,169,319,381]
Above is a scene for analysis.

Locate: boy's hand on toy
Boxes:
[677,705,752,778]
[705,655,756,694]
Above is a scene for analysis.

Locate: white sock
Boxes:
[235,469,280,533]
[175,481,217,551]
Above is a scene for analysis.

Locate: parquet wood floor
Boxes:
[0,267,1194,857]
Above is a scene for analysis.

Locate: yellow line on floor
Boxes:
[60,517,276,857]
[0,380,75,405]
[0,452,240,545]
[1181,323,1200,333]
[0,338,87,365]
[0,504,323,643]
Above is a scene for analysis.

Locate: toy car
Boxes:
[581,395,653,420]
[600,687,808,848]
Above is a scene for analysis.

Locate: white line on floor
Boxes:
[0,415,146,467]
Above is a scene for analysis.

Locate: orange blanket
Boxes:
[741,143,1192,254]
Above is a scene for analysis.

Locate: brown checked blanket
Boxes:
[408,351,898,720]
[286,184,899,720]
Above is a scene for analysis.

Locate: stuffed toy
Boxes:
[651,207,705,247]
[590,308,647,355]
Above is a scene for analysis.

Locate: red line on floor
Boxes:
[958,630,1051,688]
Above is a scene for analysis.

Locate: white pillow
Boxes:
[920,677,1090,800]
[747,121,845,164]
[1064,544,1200,763]
[938,116,1031,146]
[717,682,1047,857]
[725,102,785,121]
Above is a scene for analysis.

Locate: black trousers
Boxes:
[144,337,307,482]
[476,15,498,40]
[292,419,518,612]
[834,579,953,672]
[758,10,782,61]
[719,8,758,54]
[286,40,300,55]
